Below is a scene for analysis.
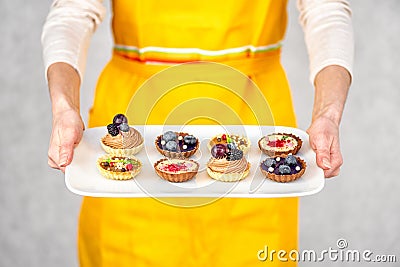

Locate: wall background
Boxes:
[1,0,399,266]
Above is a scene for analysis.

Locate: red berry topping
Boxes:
[267,139,287,148]
[222,134,227,140]
[126,163,133,171]
[165,163,188,172]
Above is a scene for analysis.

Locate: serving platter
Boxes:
[65,125,324,198]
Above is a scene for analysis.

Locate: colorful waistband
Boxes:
[113,43,282,64]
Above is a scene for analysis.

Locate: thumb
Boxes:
[59,129,81,167]
[59,141,75,168]
[310,138,332,170]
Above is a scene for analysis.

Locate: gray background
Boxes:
[1,0,399,266]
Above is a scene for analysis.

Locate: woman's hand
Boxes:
[310,65,351,178]
[307,116,342,178]
[48,108,84,172]
[47,62,83,172]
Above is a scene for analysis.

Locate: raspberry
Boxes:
[126,163,133,171]
[107,123,119,136]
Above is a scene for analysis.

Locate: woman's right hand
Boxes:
[48,108,85,173]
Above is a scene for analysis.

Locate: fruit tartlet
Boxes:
[155,131,199,158]
[97,155,142,180]
[260,154,306,183]
[154,158,199,183]
[258,133,302,156]
[208,133,251,154]
[206,144,250,182]
[101,114,144,156]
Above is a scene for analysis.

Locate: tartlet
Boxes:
[154,158,199,182]
[206,144,250,182]
[97,154,142,180]
[208,133,251,154]
[258,133,302,156]
[101,114,144,156]
[260,154,306,183]
[155,131,199,158]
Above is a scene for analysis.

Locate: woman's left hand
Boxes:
[307,116,343,178]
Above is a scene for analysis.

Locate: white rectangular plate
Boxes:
[65,125,324,198]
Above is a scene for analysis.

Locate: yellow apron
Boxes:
[80,0,298,266]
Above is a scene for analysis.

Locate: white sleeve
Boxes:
[297,0,354,84]
[41,0,106,80]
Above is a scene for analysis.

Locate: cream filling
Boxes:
[207,157,248,174]
[156,159,198,174]
[260,134,298,152]
[102,127,143,149]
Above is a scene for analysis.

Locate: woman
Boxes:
[42,0,353,266]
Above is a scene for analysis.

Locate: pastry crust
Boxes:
[155,132,199,158]
[154,158,199,183]
[97,155,142,180]
[100,139,144,156]
[207,163,251,182]
[260,155,306,183]
[258,133,302,156]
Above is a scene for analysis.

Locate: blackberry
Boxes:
[107,123,119,136]
[226,149,243,161]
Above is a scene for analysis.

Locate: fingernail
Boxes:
[322,158,332,169]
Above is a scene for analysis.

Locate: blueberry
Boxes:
[183,135,197,145]
[113,114,128,126]
[285,155,297,166]
[278,165,291,175]
[263,158,276,168]
[165,140,178,151]
[227,143,236,151]
[118,123,130,132]
[162,131,177,142]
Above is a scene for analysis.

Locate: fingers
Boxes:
[48,138,75,173]
[324,137,343,178]
[307,119,343,178]
[47,117,84,172]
